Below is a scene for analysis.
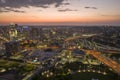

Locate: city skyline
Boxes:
[0,0,120,25]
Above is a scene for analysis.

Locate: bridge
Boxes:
[65,36,89,42]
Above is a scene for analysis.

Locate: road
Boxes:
[0,36,9,42]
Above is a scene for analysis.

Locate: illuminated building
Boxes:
[9,23,18,41]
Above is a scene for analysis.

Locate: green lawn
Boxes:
[70,72,117,80]
[0,59,35,74]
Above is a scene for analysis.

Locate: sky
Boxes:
[0,0,120,25]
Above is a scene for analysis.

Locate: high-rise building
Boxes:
[9,23,18,41]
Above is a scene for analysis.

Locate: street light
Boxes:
[78,69,81,72]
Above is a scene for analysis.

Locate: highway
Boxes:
[65,36,120,75]
[85,50,120,75]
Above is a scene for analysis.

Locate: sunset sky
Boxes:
[0,0,120,25]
